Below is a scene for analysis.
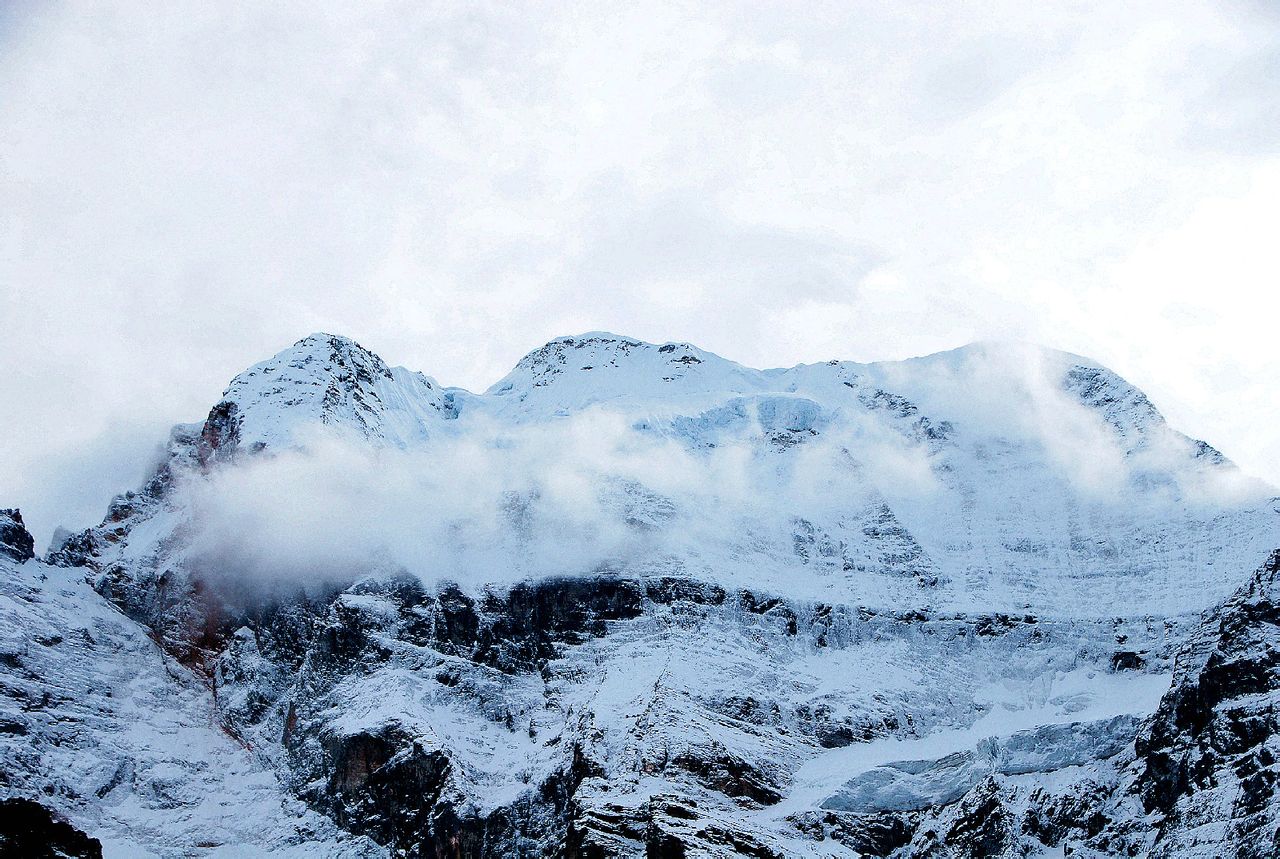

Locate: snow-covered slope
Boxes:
[0,510,383,857]
[482,333,771,416]
[201,333,451,460]
[8,332,1280,856]
[60,332,1279,618]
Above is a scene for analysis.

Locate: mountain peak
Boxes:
[506,332,713,370]
[276,332,392,374]
[202,332,447,457]
[484,331,766,411]
[18,328,1280,858]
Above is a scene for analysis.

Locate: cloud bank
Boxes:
[170,371,1265,596]
[3,1,1279,546]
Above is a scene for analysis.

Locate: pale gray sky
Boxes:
[2,0,1278,544]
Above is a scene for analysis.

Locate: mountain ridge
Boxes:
[45,330,1277,620]
[192,330,1245,472]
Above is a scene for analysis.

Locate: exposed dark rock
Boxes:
[669,745,784,806]
[644,577,726,607]
[310,725,452,850]
[571,793,787,859]
[1110,650,1146,671]
[199,400,243,465]
[740,590,799,635]
[472,578,646,671]
[0,510,34,564]
[1133,549,1280,855]
[44,529,100,570]
[914,778,1014,858]
[0,797,102,858]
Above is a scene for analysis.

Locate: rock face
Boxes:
[0,509,34,563]
[0,797,102,858]
[1133,548,1280,856]
[7,332,1280,855]
[192,571,1185,857]
[817,549,1280,859]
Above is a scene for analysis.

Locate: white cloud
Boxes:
[2,0,1278,543]
[177,411,890,590]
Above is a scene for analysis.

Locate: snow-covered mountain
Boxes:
[4,332,1279,857]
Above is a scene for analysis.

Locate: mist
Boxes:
[181,411,845,590]
[165,363,1269,598]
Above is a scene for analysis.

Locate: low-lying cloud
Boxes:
[176,407,945,591]
[171,381,1270,597]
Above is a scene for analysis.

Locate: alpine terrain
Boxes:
[3,332,1278,858]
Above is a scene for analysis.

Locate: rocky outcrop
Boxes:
[0,531,375,856]
[0,798,102,858]
[0,510,33,564]
[210,333,450,452]
[1133,548,1280,857]
[21,511,1280,856]
[198,400,243,464]
[181,566,1183,857]
[212,575,650,856]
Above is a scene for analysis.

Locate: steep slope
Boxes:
[14,332,1280,856]
[1133,548,1280,856]
[54,333,1278,618]
[832,547,1280,858]
[0,510,383,857]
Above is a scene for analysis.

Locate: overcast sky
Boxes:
[2,0,1278,544]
